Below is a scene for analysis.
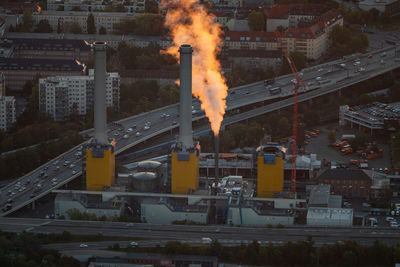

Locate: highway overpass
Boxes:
[1,46,399,217]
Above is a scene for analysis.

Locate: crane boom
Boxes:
[265,7,307,193]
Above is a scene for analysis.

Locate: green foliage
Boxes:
[227,64,275,88]
[328,129,336,144]
[35,19,52,33]
[69,22,82,34]
[87,13,96,34]
[348,133,371,151]
[0,231,79,266]
[330,25,369,58]
[99,26,107,34]
[16,11,34,32]
[113,14,163,35]
[248,11,265,31]
[145,0,159,13]
[71,6,81,11]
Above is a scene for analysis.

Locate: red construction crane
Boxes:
[265,7,307,193]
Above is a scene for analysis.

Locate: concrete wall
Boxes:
[229,206,294,226]
[55,198,122,219]
[141,203,207,224]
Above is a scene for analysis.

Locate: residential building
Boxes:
[39,69,119,122]
[317,169,372,199]
[0,73,16,131]
[359,0,400,14]
[0,57,86,90]
[47,0,146,13]
[0,2,41,14]
[33,11,139,34]
[2,38,91,62]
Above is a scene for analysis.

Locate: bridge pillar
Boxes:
[308,98,313,106]
[32,200,35,210]
[338,89,342,97]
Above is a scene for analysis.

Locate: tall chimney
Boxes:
[178,44,193,151]
[215,135,219,180]
[93,42,107,144]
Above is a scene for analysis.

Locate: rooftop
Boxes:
[4,38,91,51]
[307,207,353,220]
[0,58,85,72]
[308,184,331,207]
[318,169,372,180]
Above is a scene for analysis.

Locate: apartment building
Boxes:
[33,11,138,34]
[0,58,86,90]
[4,38,91,62]
[47,0,146,13]
[359,0,400,14]
[0,73,16,131]
[39,69,120,122]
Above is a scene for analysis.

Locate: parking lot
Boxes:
[304,123,391,170]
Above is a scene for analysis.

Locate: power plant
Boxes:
[54,43,326,227]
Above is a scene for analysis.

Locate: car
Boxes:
[52,178,57,182]
[359,67,365,72]
[33,178,40,184]
[192,109,197,114]
[129,241,138,247]
[30,193,36,199]
[64,160,70,166]
[79,244,88,248]
[114,132,120,136]
[135,132,141,137]
[72,170,77,175]
[126,223,134,227]
[390,221,398,227]
[6,198,13,204]
[386,217,395,222]
[2,204,12,212]
[353,61,361,66]
[290,78,297,84]
[70,164,75,168]
[172,121,177,126]
[340,63,346,67]
[395,58,400,62]
[318,68,324,72]
[315,77,322,81]
[380,60,386,65]
[368,54,373,59]
[51,181,57,186]
[145,121,151,126]
[123,134,129,139]
[143,125,150,130]
[126,128,133,132]
[381,52,387,57]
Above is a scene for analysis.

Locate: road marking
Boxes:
[26,227,34,231]
[41,221,52,226]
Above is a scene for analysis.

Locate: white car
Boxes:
[114,132,120,136]
[51,181,57,186]
[123,134,129,139]
[69,164,75,168]
[126,128,133,133]
[386,217,395,222]
[79,244,88,248]
[130,241,138,247]
[315,77,322,81]
[72,170,77,175]
[143,125,150,130]
[135,132,141,137]
[318,68,324,72]
[290,78,297,84]
[340,63,346,68]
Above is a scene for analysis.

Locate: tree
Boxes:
[35,19,52,33]
[145,0,159,13]
[248,11,265,31]
[87,13,96,34]
[69,22,82,34]
[369,8,380,22]
[134,14,163,36]
[99,26,106,34]
[290,51,307,70]
[22,11,33,32]
[277,117,290,137]
[380,11,391,24]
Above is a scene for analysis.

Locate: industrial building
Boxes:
[0,57,86,90]
[1,38,92,63]
[306,184,353,227]
[0,73,15,131]
[52,42,349,228]
[39,69,120,122]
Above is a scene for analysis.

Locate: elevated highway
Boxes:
[1,46,399,216]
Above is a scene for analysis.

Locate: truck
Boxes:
[264,78,275,86]
[341,147,353,155]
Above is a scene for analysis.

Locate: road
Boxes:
[0,217,399,248]
[0,46,399,217]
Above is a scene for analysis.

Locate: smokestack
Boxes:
[178,44,193,150]
[93,42,107,144]
[215,135,219,180]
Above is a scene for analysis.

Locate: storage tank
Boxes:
[132,172,158,192]
[137,160,162,172]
